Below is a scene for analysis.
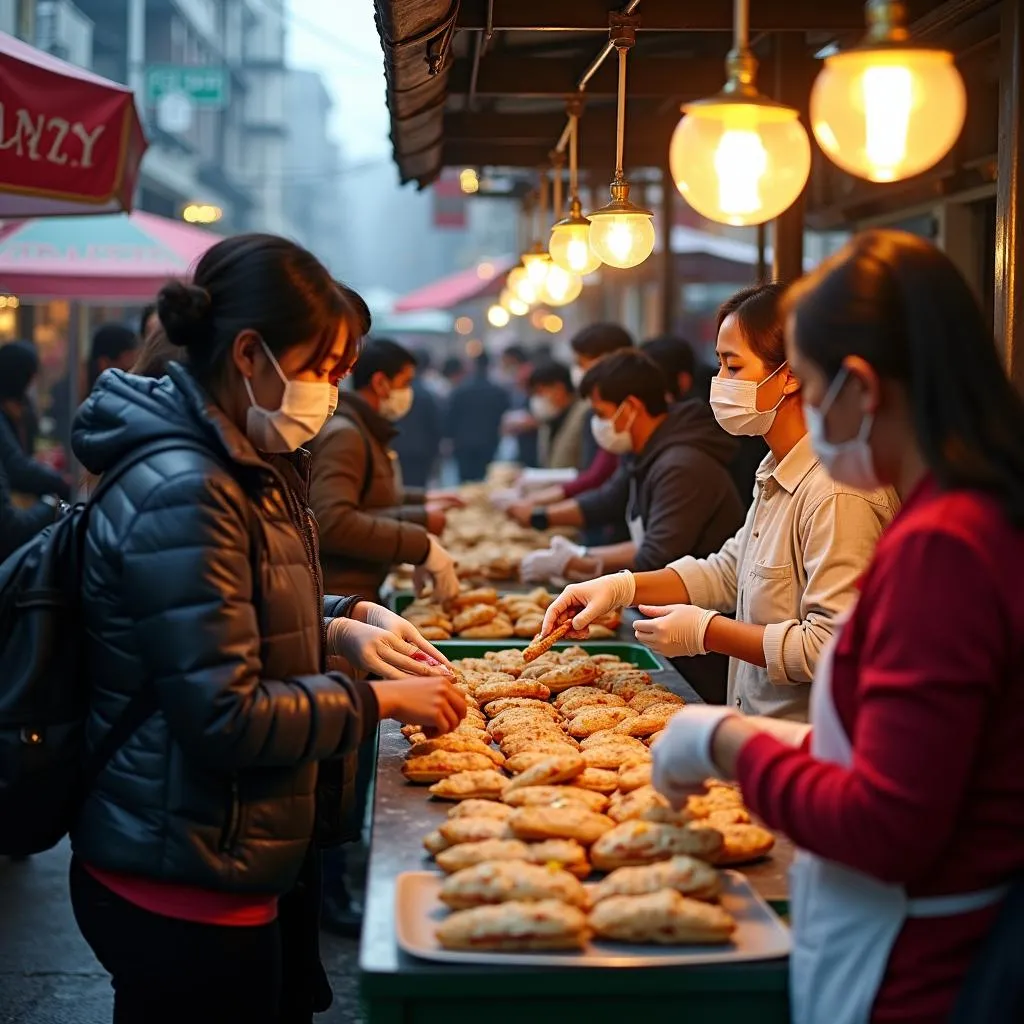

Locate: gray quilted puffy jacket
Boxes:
[69,364,376,894]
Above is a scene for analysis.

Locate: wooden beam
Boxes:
[996,0,1024,392]
[447,55,737,98]
[443,109,679,143]
[455,0,885,33]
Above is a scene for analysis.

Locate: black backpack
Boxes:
[0,438,214,855]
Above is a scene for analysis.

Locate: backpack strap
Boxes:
[81,437,262,788]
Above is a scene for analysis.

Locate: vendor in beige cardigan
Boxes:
[541,283,899,721]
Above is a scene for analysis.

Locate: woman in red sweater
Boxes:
[651,229,1024,1024]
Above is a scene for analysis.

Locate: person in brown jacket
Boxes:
[309,337,461,603]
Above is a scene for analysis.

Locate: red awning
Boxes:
[0,31,147,217]
[393,256,516,312]
[0,210,221,301]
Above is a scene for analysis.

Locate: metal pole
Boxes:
[661,161,676,332]
[996,0,1024,392]
[127,0,146,105]
[771,33,806,283]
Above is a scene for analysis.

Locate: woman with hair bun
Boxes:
[67,234,466,1024]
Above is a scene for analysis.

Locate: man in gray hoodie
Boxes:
[520,349,745,702]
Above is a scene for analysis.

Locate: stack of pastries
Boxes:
[398,645,775,953]
[402,585,621,641]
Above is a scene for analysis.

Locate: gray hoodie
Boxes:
[577,398,745,572]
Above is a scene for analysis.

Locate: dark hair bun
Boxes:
[157,279,212,351]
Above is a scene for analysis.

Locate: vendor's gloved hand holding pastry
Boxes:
[540,570,636,639]
[519,535,589,583]
[650,706,738,807]
[413,536,460,603]
[350,601,451,671]
[632,603,721,658]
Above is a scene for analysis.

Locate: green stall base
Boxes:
[388,592,420,614]
[434,639,662,671]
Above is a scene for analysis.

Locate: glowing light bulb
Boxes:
[549,217,603,275]
[537,266,583,307]
[861,65,913,180]
[522,251,552,288]
[810,49,965,183]
[670,100,810,227]
[487,304,510,328]
[587,210,656,269]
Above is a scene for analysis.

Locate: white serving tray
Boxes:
[394,869,791,968]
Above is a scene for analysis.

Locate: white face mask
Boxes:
[591,403,636,454]
[244,339,333,453]
[804,366,880,490]
[380,385,414,422]
[709,361,789,436]
[570,364,585,389]
[530,394,560,422]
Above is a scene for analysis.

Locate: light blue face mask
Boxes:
[804,366,880,490]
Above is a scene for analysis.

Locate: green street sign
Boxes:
[144,65,230,109]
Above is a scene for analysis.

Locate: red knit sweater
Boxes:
[737,478,1024,1022]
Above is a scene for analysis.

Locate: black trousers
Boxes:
[70,854,332,1024]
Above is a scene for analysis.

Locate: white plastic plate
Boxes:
[394,869,791,968]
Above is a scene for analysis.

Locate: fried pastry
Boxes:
[617,762,652,793]
[483,697,562,721]
[438,817,514,846]
[400,724,423,739]
[607,785,675,824]
[435,839,532,874]
[475,679,552,704]
[450,587,499,609]
[514,614,544,638]
[590,855,721,905]
[488,708,566,742]
[557,691,628,716]
[522,621,573,662]
[522,839,591,879]
[500,736,580,761]
[585,624,616,639]
[709,824,775,865]
[461,618,516,639]
[508,805,615,846]
[580,738,650,770]
[439,860,589,911]
[428,769,508,801]
[501,785,610,814]
[567,706,638,738]
[588,890,735,945]
[704,807,752,827]
[571,768,620,794]
[447,799,515,821]
[612,709,680,738]
[422,829,450,856]
[537,663,600,694]
[436,900,589,952]
[407,736,505,767]
[402,751,496,783]
[686,788,746,819]
[417,626,451,641]
[629,689,686,712]
[500,753,585,795]
[590,820,724,871]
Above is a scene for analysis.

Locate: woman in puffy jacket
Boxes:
[68,233,466,1024]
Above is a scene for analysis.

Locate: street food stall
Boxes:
[361,0,1023,1017]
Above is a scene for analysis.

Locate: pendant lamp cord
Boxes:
[615,45,627,179]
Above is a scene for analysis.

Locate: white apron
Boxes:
[789,628,1007,1024]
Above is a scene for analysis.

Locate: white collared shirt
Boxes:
[668,434,900,721]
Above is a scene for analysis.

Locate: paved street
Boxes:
[0,845,365,1024]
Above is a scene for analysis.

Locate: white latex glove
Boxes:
[489,486,523,511]
[413,536,460,603]
[327,617,437,679]
[520,535,587,583]
[633,603,720,658]
[541,571,636,638]
[651,706,738,807]
[352,601,452,672]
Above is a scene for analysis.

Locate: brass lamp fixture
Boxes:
[810,0,967,182]
[549,101,603,275]
[586,15,656,270]
[668,0,811,226]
